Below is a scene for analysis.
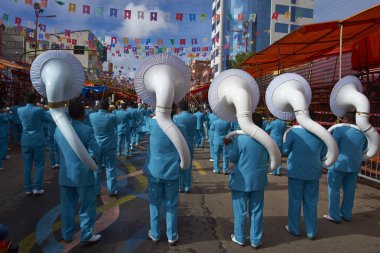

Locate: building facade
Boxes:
[211,0,314,76]
[26,30,103,74]
[2,26,25,61]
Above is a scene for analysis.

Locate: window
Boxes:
[275,23,289,33]
[6,41,23,49]
[290,24,301,32]
[292,7,313,19]
[291,0,297,4]
[275,5,289,15]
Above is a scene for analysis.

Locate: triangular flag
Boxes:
[56,1,64,5]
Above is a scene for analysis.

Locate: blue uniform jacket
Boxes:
[55,120,100,187]
[173,111,197,151]
[17,104,49,146]
[0,112,12,138]
[115,109,131,133]
[10,105,21,125]
[144,118,185,181]
[127,108,140,128]
[265,118,286,147]
[282,127,327,180]
[213,118,231,146]
[208,113,219,133]
[46,110,57,139]
[84,108,95,126]
[328,126,367,173]
[229,134,269,192]
[89,109,119,151]
[194,111,205,130]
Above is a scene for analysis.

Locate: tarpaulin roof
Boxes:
[242,4,380,78]
[0,58,26,70]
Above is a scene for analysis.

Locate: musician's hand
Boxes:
[224,137,232,145]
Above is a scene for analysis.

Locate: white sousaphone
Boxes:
[30,50,97,171]
[134,54,191,169]
[209,69,281,170]
[266,73,339,167]
[329,75,380,160]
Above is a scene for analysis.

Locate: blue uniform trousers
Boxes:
[148,178,179,241]
[12,124,22,145]
[179,149,194,192]
[48,138,59,166]
[232,190,264,246]
[130,127,138,147]
[213,144,229,173]
[22,145,45,191]
[209,132,214,159]
[288,178,319,238]
[60,185,96,242]
[95,150,117,194]
[0,137,8,168]
[194,129,205,148]
[327,170,358,221]
[117,130,131,157]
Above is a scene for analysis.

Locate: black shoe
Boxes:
[108,190,118,197]
[81,234,101,244]
[323,214,341,224]
[223,171,230,175]
[168,235,179,246]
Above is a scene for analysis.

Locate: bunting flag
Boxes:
[189,13,196,21]
[123,37,129,44]
[238,13,244,21]
[201,14,206,21]
[111,36,117,44]
[124,9,131,19]
[284,11,290,19]
[157,38,163,45]
[249,13,256,22]
[145,38,151,45]
[169,39,175,45]
[83,5,90,14]
[3,13,9,21]
[250,40,254,45]
[41,0,48,8]
[110,8,118,17]
[191,38,197,45]
[56,1,64,6]
[96,7,103,17]
[180,39,186,45]
[296,10,302,19]
[15,17,21,24]
[68,3,76,12]
[135,38,141,44]
[72,39,77,45]
[225,35,230,42]
[64,29,70,37]
[226,13,232,21]
[138,11,144,19]
[39,24,46,32]
[24,0,32,5]
[150,12,157,21]
[176,13,185,21]
[272,12,279,20]
[88,33,94,41]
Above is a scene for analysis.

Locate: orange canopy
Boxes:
[242,4,380,78]
[0,58,26,70]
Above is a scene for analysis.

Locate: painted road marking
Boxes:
[193,161,207,175]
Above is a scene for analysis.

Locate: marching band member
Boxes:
[55,101,101,244]
[225,113,269,249]
[282,111,327,240]
[324,112,367,223]
[173,100,197,193]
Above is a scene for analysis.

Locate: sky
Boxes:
[1,0,379,76]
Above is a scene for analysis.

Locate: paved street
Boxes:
[0,141,379,253]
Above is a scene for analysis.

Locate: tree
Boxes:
[228,52,254,69]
